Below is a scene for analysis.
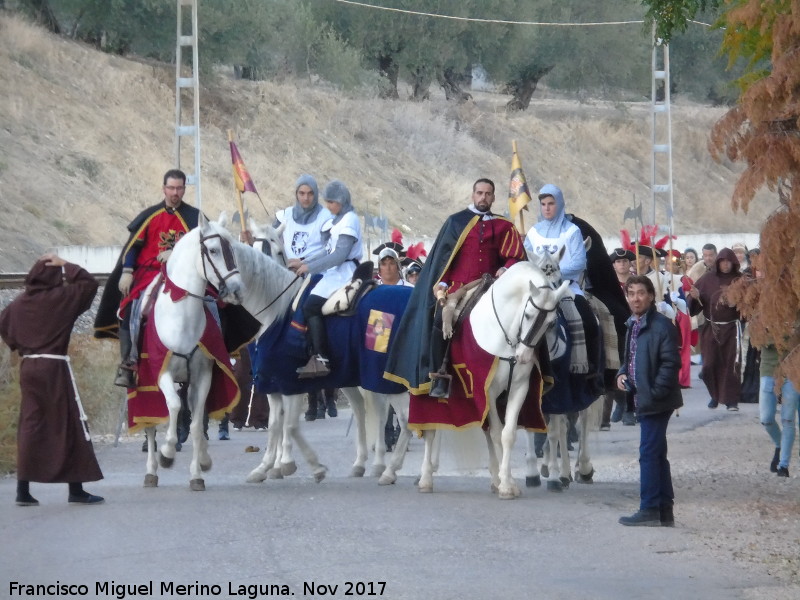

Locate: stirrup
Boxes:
[428,371,452,398]
[114,361,137,388]
[296,355,330,379]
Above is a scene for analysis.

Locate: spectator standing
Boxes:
[617,275,683,527]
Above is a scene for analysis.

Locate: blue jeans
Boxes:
[639,411,674,511]
[759,376,800,469]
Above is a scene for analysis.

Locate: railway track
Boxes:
[0,272,110,289]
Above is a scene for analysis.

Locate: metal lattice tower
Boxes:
[174,0,202,210]
[651,33,674,238]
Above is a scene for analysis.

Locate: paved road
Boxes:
[0,376,783,600]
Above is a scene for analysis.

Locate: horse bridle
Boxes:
[491,284,559,349]
[199,231,239,297]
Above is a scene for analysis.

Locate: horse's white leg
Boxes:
[187,364,213,491]
[545,413,568,492]
[379,393,411,485]
[143,426,159,487]
[276,393,300,476]
[248,394,282,482]
[575,402,600,483]
[417,430,437,493]
[157,371,182,468]
[496,377,527,499]
[525,430,542,488]
[370,392,389,477]
[341,387,369,477]
[283,393,326,482]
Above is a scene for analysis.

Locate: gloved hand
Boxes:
[656,300,676,320]
[118,268,133,296]
[157,249,172,263]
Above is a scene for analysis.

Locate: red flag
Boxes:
[230,141,260,197]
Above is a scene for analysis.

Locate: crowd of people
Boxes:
[2,168,796,527]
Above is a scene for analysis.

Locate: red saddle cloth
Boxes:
[408,318,546,432]
[127,306,240,433]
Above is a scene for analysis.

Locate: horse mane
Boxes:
[233,241,300,328]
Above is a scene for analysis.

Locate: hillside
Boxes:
[0,14,775,272]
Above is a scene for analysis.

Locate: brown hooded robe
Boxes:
[0,260,103,482]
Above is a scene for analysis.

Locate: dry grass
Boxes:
[0,335,119,474]
[0,12,777,273]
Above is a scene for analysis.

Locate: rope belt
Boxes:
[21,354,91,441]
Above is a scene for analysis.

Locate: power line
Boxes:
[332,1,714,29]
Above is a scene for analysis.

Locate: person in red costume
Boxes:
[94,169,200,387]
[384,178,526,396]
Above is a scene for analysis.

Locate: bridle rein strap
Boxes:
[491,284,556,350]
[199,232,240,289]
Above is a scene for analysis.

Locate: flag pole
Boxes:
[228,129,247,235]
[513,141,526,233]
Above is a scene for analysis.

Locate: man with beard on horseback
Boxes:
[94,169,200,388]
[384,178,526,397]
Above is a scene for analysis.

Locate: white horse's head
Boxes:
[195,214,244,304]
[249,217,287,267]
[528,245,565,289]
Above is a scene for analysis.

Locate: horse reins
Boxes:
[252,273,302,317]
[200,232,239,295]
[491,284,558,350]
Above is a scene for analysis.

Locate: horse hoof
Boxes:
[190,478,205,491]
[350,466,366,478]
[158,453,174,469]
[418,484,433,493]
[143,474,158,488]
[526,475,541,488]
[371,464,386,478]
[577,469,595,484]
[246,470,267,483]
[200,458,212,472]
[280,461,297,477]
[498,487,518,500]
[378,473,396,486]
[540,465,549,478]
[546,480,563,492]
[560,476,571,489]
[267,468,283,480]
[313,466,327,483]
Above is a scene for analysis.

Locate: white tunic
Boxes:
[312,211,363,299]
[276,206,332,260]
[525,225,585,296]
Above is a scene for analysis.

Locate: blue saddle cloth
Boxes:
[252,281,412,396]
[541,312,597,415]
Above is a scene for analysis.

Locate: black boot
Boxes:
[660,505,675,527]
[325,388,338,417]
[296,316,331,378]
[305,391,318,421]
[770,447,781,473]
[618,508,660,526]
[15,480,38,507]
[68,482,104,505]
[114,327,137,388]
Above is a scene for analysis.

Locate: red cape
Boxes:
[408,318,546,432]
[127,306,240,432]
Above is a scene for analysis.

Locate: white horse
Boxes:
[523,246,604,492]
[235,221,414,484]
[139,215,245,491]
[416,262,570,498]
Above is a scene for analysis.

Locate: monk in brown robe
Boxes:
[0,254,104,506]
[687,248,743,411]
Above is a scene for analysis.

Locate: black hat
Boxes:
[372,241,405,258]
[609,248,635,262]
[636,245,661,259]
[406,261,422,275]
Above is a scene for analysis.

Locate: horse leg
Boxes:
[341,387,369,477]
[417,430,437,493]
[545,414,567,492]
[371,391,389,477]
[558,413,572,487]
[284,393,327,482]
[157,372,182,468]
[143,426,159,487]
[275,393,300,476]
[525,431,542,488]
[496,376,527,499]
[576,401,601,483]
[187,365,213,491]
[379,392,411,485]
[248,394,283,482]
